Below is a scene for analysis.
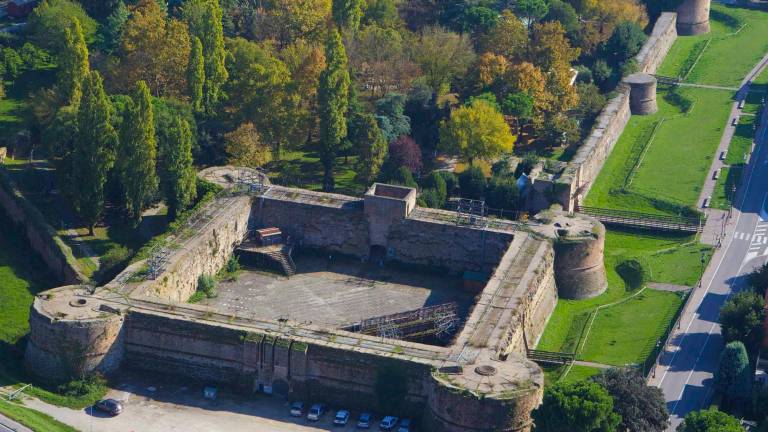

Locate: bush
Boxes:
[188,291,206,303]
[226,255,240,274]
[436,170,458,196]
[96,246,132,283]
[514,153,539,178]
[485,177,521,210]
[458,166,486,199]
[197,274,218,298]
[57,375,106,400]
[615,259,647,290]
[421,171,447,204]
[391,165,418,188]
[418,188,444,208]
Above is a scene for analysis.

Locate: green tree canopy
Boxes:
[318,28,350,191]
[532,380,621,432]
[160,117,197,219]
[28,0,98,51]
[117,80,159,223]
[57,20,90,106]
[439,99,515,165]
[183,0,228,114]
[73,71,117,235]
[720,291,766,349]
[188,36,205,113]
[593,368,670,432]
[677,409,742,432]
[715,341,752,407]
[351,112,388,184]
[332,0,365,31]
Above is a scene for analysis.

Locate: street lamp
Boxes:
[698,252,707,288]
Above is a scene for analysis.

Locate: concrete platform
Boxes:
[204,253,473,327]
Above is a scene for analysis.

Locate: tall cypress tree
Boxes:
[58,19,90,106]
[318,28,350,192]
[188,36,205,113]
[73,71,117,235]
[118,80,159,223]
[332,0,364,32]
[183,0,227,114]
[351,112,387,184]
[161,117,197,219]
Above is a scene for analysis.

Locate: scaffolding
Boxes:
[342,303,461,342]
[456,198,487,227]
[234,169,268,195]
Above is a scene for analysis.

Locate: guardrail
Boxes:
[577,206,704,233]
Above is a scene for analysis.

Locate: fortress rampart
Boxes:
[25,172,607,431]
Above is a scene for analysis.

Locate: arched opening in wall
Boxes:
[369,245,386,265]
[273,379,289,397]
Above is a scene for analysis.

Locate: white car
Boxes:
[333,410,350,425]
[379,416,398,430]
[307,403,326,421]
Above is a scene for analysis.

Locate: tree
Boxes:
[502,92,534,120]
[375,93,411,143]
[602,21,648,68]
[514,0,549,30]
[411,26,475,95]
[677,409,742,432]
[593,368,670,432]
[119,0,191,97]
[100,0,129,55]
[160,117,197,219]
[350,113,388,184]
[58,20,90,106]
[439,100,516,165]
[720,291,766,349]
[388,135,422,173]
[421,171,448,206]
[188,37,205,113]
[532,380,622,432]
[391,166,417,188]
[715,341,752,407]
[486,177,521,210]
[480,10,528,62]
[28,0,97,51]
[529,21,580,114]
[257,0,332,46]
[748,262,768,296]
[318,28,350,191]
[183,0,228,114]
[346,24,418,98]
[224,123,273,168]
[544,0,581,36]
[458,166,486,200]
[332,0,364,31]
[117,81,159,223]
[72,71,117,235]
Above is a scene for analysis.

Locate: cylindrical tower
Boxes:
[424,358,544,432]
[25,286,125,384]
[677,0,711,36]
[553,221,608,300]
[625,73,658,116]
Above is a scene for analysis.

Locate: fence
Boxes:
[642,289,692,378]
[577,205,704,233]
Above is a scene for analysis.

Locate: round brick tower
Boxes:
[677,0,711,36]
[552,221,608,300]
[625,73,659,116]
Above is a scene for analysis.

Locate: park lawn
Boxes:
[710,165,743,210]
[683,5,768,87]
[536,229,710,356]
[726,115,755,166]
[628,88,733,208]
[0,399,78,432]
[743,91,764,115]
[578,289,684,366]
[543,365,602,385]
[267,149,366,196]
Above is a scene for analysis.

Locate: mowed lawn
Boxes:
[536,229,710,366]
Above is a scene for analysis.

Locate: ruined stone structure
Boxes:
[677,0,711,36]
[524,13,678,212]
[626,73,659,115]
[25,168,607,431]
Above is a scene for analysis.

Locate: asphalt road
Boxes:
[652,84,768,428]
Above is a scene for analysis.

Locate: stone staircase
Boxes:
[236,244,296,277]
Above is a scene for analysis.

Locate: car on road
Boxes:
[379,416,398,430]
[334,410,350,425]
[397,418,412,432]
[95,399,123,416]
[357,412,372,428]
[307,403,327,421]
[289,401,304,417]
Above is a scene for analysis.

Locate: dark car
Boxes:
[95,399,123,416]
[357,412,372,428]
[379,416,398,431]
[290,401,305,417]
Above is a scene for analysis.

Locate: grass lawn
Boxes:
[543,365,602,385]
[0,399,78,432]
[267,148,367,196]
[726,115,755,166]
[743,91,765,115]
[710,165,743,210]
[537,228,711,365]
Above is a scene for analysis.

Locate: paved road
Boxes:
[650,66,768,428]
[0,413,32,432]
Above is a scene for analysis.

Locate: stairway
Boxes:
[236,244,296,277]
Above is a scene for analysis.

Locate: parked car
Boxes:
[307,403,327,421]
[379,416,399,430]
[289,401,305,417]
[397,418,412,432]
[357,412,372,428]
[334,409,350,425]
[95,399,123,416]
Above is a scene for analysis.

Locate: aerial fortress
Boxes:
[25,167,607,431]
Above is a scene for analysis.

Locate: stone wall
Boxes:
[552,13,678,210]
[135,196,252,302]
[0,168,85,284]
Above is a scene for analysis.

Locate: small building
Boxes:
[5,0,37,18]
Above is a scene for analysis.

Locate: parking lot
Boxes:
[23,373,412,432]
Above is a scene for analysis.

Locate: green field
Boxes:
[544,365,602,385]
[267,149,366,196]
[537,229,710,365]
[0,400,77,432]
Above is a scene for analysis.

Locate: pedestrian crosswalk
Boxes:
[737,221,768,255]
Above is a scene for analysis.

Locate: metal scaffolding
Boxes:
[342,303,461,342]
[456,198,487,227]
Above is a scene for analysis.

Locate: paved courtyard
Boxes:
[205,254,473,327]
